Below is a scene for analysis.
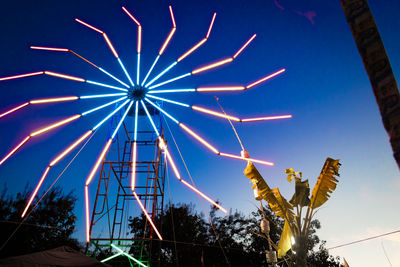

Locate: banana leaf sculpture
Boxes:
[244,157,341,265]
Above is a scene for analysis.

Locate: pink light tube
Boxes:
[30,46,69,52]
[169,6,176,28]
[0,71,44,81]
[192,58,233,75]
[138,25,142,53]
[44,71,85,82]
[0,102,29,119]
[233,34,256,59]
[133,191,163,240]
[75,18,104,34]
[246,68,286,89]
[50,130,93,166]
[241,115,292,122]
[177,38,206,62]
[192,106,240,122]
[159,138,180,179]
[219,152,274,166]
[159,28,176,56]
[0,136,31,166]
[21,167,51,218]
[30,114,81,137]
[196,86,245,92]
[179,123,219,154]
[85,186,90,242]
[180,179,228,214]
[30,96,79,104]
[85,139,112,185]
[122,7,141,26]
[103,33,119,58]
[206,13,217,39]
[131,141,137,190]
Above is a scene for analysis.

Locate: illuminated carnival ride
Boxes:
[0,5,291,264]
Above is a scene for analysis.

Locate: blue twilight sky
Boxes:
[0,0,399,265]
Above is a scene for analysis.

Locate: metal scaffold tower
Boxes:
[88,108,166,265]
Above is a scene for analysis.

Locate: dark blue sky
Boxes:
[0,0,399,264]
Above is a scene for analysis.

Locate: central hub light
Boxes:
[128,85,148,100]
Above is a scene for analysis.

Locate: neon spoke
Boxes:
[79,93,127,99]
[145,98,180,124]
[241,115,292,122]
[100,252,124,263]
[141,100,160,136]
[21,130,93,218]
[44,71,85,82]
[233,34,256,58]
[30,115,81,137]
[192,106,240,121]
[179,123,219,154]
[0,102,29,119]
[145,62,177,88]
[246,68,286,89]
[196,86,245,92]
[0,71,44,81]
[92,99,130,130]
[145,95,189,107]
[85,139,112,186]
[30,96,79,104]
[0,136,30,166]
[31,46,129,88]
[158,6,176,56]
[85,186,90,242]
[147,89,195,94]
[82,96,127,116]
[219,152,274,166]
[141,55,159,86]
[117,58,135,86]
[131,101,139,190]
[86,80,128,92]
[192,58,233,74]
[111,101,134,139]
[148,73,191,90]
[133,191,163,240]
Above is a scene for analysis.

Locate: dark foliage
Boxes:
[0,186,81,258]
[128,203,343,266]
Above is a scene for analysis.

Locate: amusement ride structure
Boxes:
[0,5,291,265]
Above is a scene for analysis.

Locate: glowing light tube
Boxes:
[145,61,177,88]
[180,179,228,214]
[206,13,217,39]
[148,89,195,94]
[30,96,79,104]
[141,55,159,86]
[80,93,127,99]
[233,34,256,59]
[241,115,292,122]
[179,123,219,154]
[99,68,130,88]
[111,101,134,139]
[103,33,119,58]
[85,186,90,242]
[21,167,50,218]
[158,6,176,56]
[44,71,85,82]
[82,96,128,117]
[110,244,147,267]
[137,53,140,85]
[145,98,180,124]
[100,252,123,263]
[85,139,112,186]
[246,68,286,89]
[177,39,206,62]
[133,191,163,240]
[21,130,93,218]
[192,106,240,121]
[192,58,233,74]
[75,18,104,34]
[145,95,189,107]
[30,115,81,137]
[30,46,69,52]
[219,152,274,166]
[0,102,29,119]
[149,72,191,90]
[92,99,130,130]
[50,130,93,166]
[161,140,180,179]
[141,100,160,136]
[122,6,141,26]
[0,71,44,81]
[69,50,99,68]
[137,25,142,53]
[196,86,245,92]
[0,136,30,166]
[117,58,135,87]
[86,80,128,92]
[131,102,139,190]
